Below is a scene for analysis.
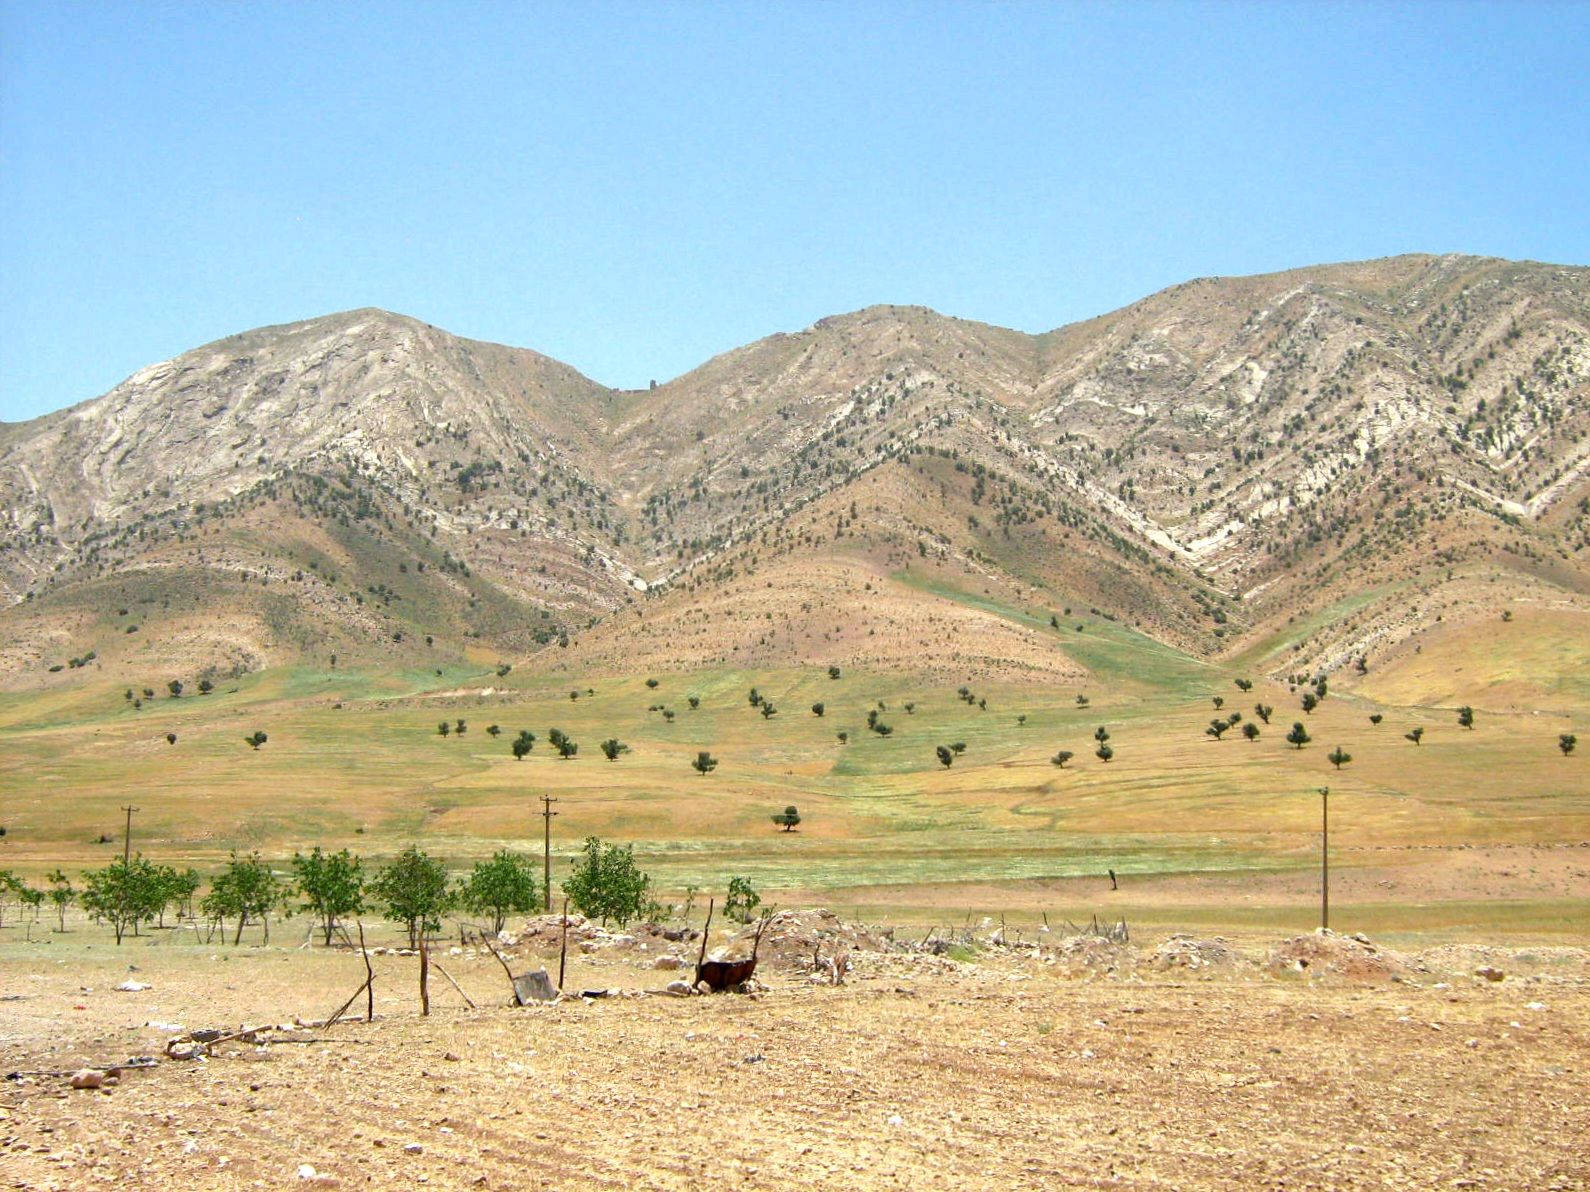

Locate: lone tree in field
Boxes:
[1301,692,1318,714]
[1327,745,1353,771]
[1095,743,1114,763]
[1457,705,1475,730]
[760,700,778,719]
[600,738,630,761]
[772,805,801,831]
[828,666,841,679]
[1235,678,1253,693]
[373,845,452,948]
[486,724,501,737]
[748,687,762,708]
[1212,696,1225,710]
[1242,722,1261,742]
[454,719,467,736]
[198,678,214,695]
[245,730,267,750]
[1405,726,1425,746]
[47,869,74,932]
[1094,726,1111,747]
[292,846,365,946]
[1206,718,1230,741]
[687,695,700,710]
[692,750,718,775]
[166,732,177,745]
[1051,750,1074,767]
[645,678,659,689]
[1559,733,1577,756]
[1286,722,1311,750]
[837,731,849,744]
[512,730,536,759]
[548,728,578,759]
[1369,714,1383,725]
[562,837,652,927]
[936,744,954,767]
[438,721,450,737]
[725,876,761,923]
[811,702,824,717]
[168,679,183,698]
[1255,703,1273,725]
[458,850,538,934]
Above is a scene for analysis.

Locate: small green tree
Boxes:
[747,687,762,707]
[827,666,841,680]
[1242,722,1261,742]
[1095,743,1114,763]
[1206,718,1229,741]
[1301,692,1318,715]
[168,679,183,698]
[1457,706,1475,730]
[562,837,652,927]
[1051,750,1074,767]
[198,678,214,695]
[811,702,824,717]
[245,730,268,750]
[1235,678,1253,693]
[836,731,849,744]
[760,700,778,719]
[772,805,801,832]
[936,744,954,767]
[724,876,761,924]
[512,730,535,759]
[458,850,538,935]
[687,695,701,710]
[1327,745,1352,770]
[1369,714,1384,725]
[645,678,660,689]
[80,856,163,944]
[487,724,501,737]
[600,738,630,761]
[372,845,453,947]
[1560,733,1578,756]
[47,869,74,932]
[1254,703,1273,725]
[1405,727,1425,746]
[438,721,451,737]
[1212,696,1225,710]
[1286,722,1311,750]
[293,847,366,945]
[454,718,467,736]
[548,728,578,759]
[692,750,718,774]
[203,851,285,944]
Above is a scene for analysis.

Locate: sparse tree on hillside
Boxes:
[1242,722,1261,742]
[245,731,268,750]
[748,687,762,708]
[811,702,824,717]
[372,845,453,948]
[1212,696,1225,710]
[511,730,535,760]
[47,869,74,932]
[166,733,177,745]
[645,678,659,689]
[1255,703,1273,725]
[1457,706,1475,730]
[725,876,761,923]
[1286,722,1311,750]
[772,805,801,832]
[80,856,162,944]
[487,724,501,736]
[438,721,450,737]
[168,680,183,698]
[760,701,778,719]
[292,847,364,946]
[692,750,718,775]
[687,696,700,710]
[600,738,630,761]
[1405,727,1424,746]
[936,745,954,768]
[1094,726,1111,746]
[663,709,676,722]
[1016,714,1026,726]
[1369,714,1383,726]
[872,721,893,737]
[1558,733,1576,756]
[454,719,467,736]
[198,678,214,695]
[1051,750,1074,768]
[828,666,841,680]
[837,731,849,744]
[1206,718,1229,741]
[1095,743,1114,763]
[1301,692,1318,715]
[904,702,916,715]
[1076,694,1090,707]
[1327,746,1353,770]
[1235,679,1253,693]
[951,742,966,754]
[203,851,285,945]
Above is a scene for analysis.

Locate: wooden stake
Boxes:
[419,934,431,1016]
[694,898,715,987]
[431,961,475,1009]
[482,937,522,1004]
[557,897,570,992]
[322,976,372,1031]
[357,920,374,1023]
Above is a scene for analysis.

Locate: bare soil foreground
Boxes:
[4,919,1588,1191]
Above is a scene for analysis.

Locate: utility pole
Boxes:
[121,805,140,867]
[540,794,559,912]
[1319,786,1330,931]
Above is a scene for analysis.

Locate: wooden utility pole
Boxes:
[540,794,559,911]
[1319,787,1330,931]
[121,805,140,866]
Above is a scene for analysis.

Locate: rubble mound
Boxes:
[1046,933,1138,975]
[1267,929,1421,981]
[505,914,698,958]
[1152,934,1244,971]
[725,908,896,970]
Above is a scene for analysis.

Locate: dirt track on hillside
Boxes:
[4,934,1588,1190]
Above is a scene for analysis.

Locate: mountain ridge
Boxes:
[3,252,1586,688]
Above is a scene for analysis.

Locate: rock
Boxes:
[403,1143,423,1155]
[443,1051,460,1062]
[512,969,558,1003]
[298,1164,319,1180]
[1476,966,1505,982]
[664,979,695,996]
[115,980,151,992]
[653,955,683,970]
[70,1069,105,1089]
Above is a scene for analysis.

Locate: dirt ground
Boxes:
[3,924,1589,1191]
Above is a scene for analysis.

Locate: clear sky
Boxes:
[2,1,1587,423]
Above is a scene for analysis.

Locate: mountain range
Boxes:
[3,253,1586,689]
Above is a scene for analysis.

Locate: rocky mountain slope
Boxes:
[3,254,1587,686]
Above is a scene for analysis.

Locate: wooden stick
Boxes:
[358,921,374,1022]
[557,897,570,992]
[694,898,714,985]
[322,976,373,1032]
[482,937,521,1004]
[419,934,431,1017]
[431,960,475,1009]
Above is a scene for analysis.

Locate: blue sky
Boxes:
[3,1,1587,423]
